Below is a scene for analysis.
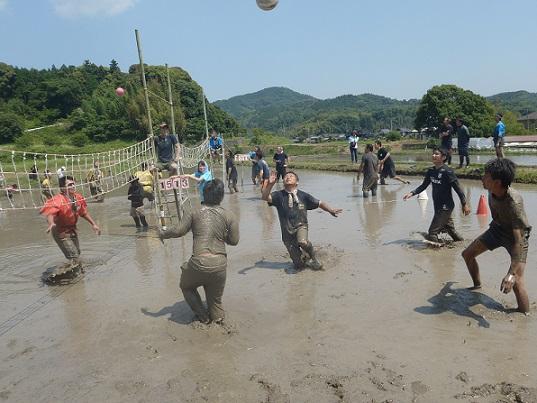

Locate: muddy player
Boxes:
[357,143,378,198]
[403,147,470,244]
[462,158,531,313]
[160,179,239,324]
[40,176,101,274]
[225,150,239,193]
[262,170,342,270]
[375,140,410,185]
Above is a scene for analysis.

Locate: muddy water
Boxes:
[1,171,537,402]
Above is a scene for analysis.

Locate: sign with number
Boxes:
[234,154,250,162]
[159,177,189,191]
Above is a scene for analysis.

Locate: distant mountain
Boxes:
[214,87,317,119]
[214,87,419,135]
[487,91,537,115]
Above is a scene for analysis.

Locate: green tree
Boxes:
[0,63,16,99]
[0,111,24,143]
[415,84,495,137]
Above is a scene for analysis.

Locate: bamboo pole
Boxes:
[135,29,166,229]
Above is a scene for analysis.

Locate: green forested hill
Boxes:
[214,87,317,117]
[0,61,242,147]
[215,87,419,135]
[487,90,537,115]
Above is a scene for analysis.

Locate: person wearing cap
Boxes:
[403,147,470,245]
[209,129,223,163]
[154,122,180,175]
[493,113,506,158]
[438,117,454,165]
[262,170,342,271]
[57,166,66,179]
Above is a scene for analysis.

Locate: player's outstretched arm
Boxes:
[319,201,342,217]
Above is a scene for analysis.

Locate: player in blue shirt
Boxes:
[209,129,223,163]
[183,160,213,203]
[493,113,506,158]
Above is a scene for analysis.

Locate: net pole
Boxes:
[202,88,209,141]
[135,28,166,229]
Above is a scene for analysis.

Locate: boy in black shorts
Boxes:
[462,158,531,313]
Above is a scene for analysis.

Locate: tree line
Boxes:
[0,61,243,146]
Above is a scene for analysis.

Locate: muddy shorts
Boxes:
[52,229,81,260]
[130,206,145,218]
[156,161,178,173]
[89,184,102,196]
[479,225,530,263]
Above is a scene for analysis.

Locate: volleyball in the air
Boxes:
[115,87,125,96]
[256,0,278,11]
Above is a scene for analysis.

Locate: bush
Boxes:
[70,132,89,147]
[0,112,24,143]
[14,132,35,149]
[386,131,402,141]
[43,133,62,146]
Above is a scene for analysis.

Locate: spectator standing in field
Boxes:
[348,130,360,163]
[456,117,471,168]
[438,117,454,165]
[493,113,506,158]
[209,129,223,163]
[273,146,289,182]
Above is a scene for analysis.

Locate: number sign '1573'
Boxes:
[159,177,189,191]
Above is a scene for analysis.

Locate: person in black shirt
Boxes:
[262,170,342,270]
[375,140,410,185]
[128,176,148,230]
[438,117,454,165]
[403,147,470,244]
[455,117,470,168]
[225,150,239,193]
[273,146,289,182]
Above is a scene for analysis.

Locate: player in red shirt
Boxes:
[40,176,100,272]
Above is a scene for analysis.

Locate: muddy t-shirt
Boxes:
[257,159,270,179]
[412,165,466,211]
[269,189,320,236]
[361,152,379,185]
[489,187,531,233]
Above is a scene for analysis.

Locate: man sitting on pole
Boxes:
[154,122,180,176]
[209,129,223,163]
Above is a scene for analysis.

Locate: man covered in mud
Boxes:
[262,170,342,270]
[357,143,379,197]
[462,158,531,313]
[40,176,101,277]
[403,147,470,244]
[160,179,239,324]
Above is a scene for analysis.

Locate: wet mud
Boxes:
[1,170,537,402]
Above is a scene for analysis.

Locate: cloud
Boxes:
[51,0,138,18]
[0,0,7,11]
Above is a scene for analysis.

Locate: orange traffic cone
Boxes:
[476,194,488,215]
